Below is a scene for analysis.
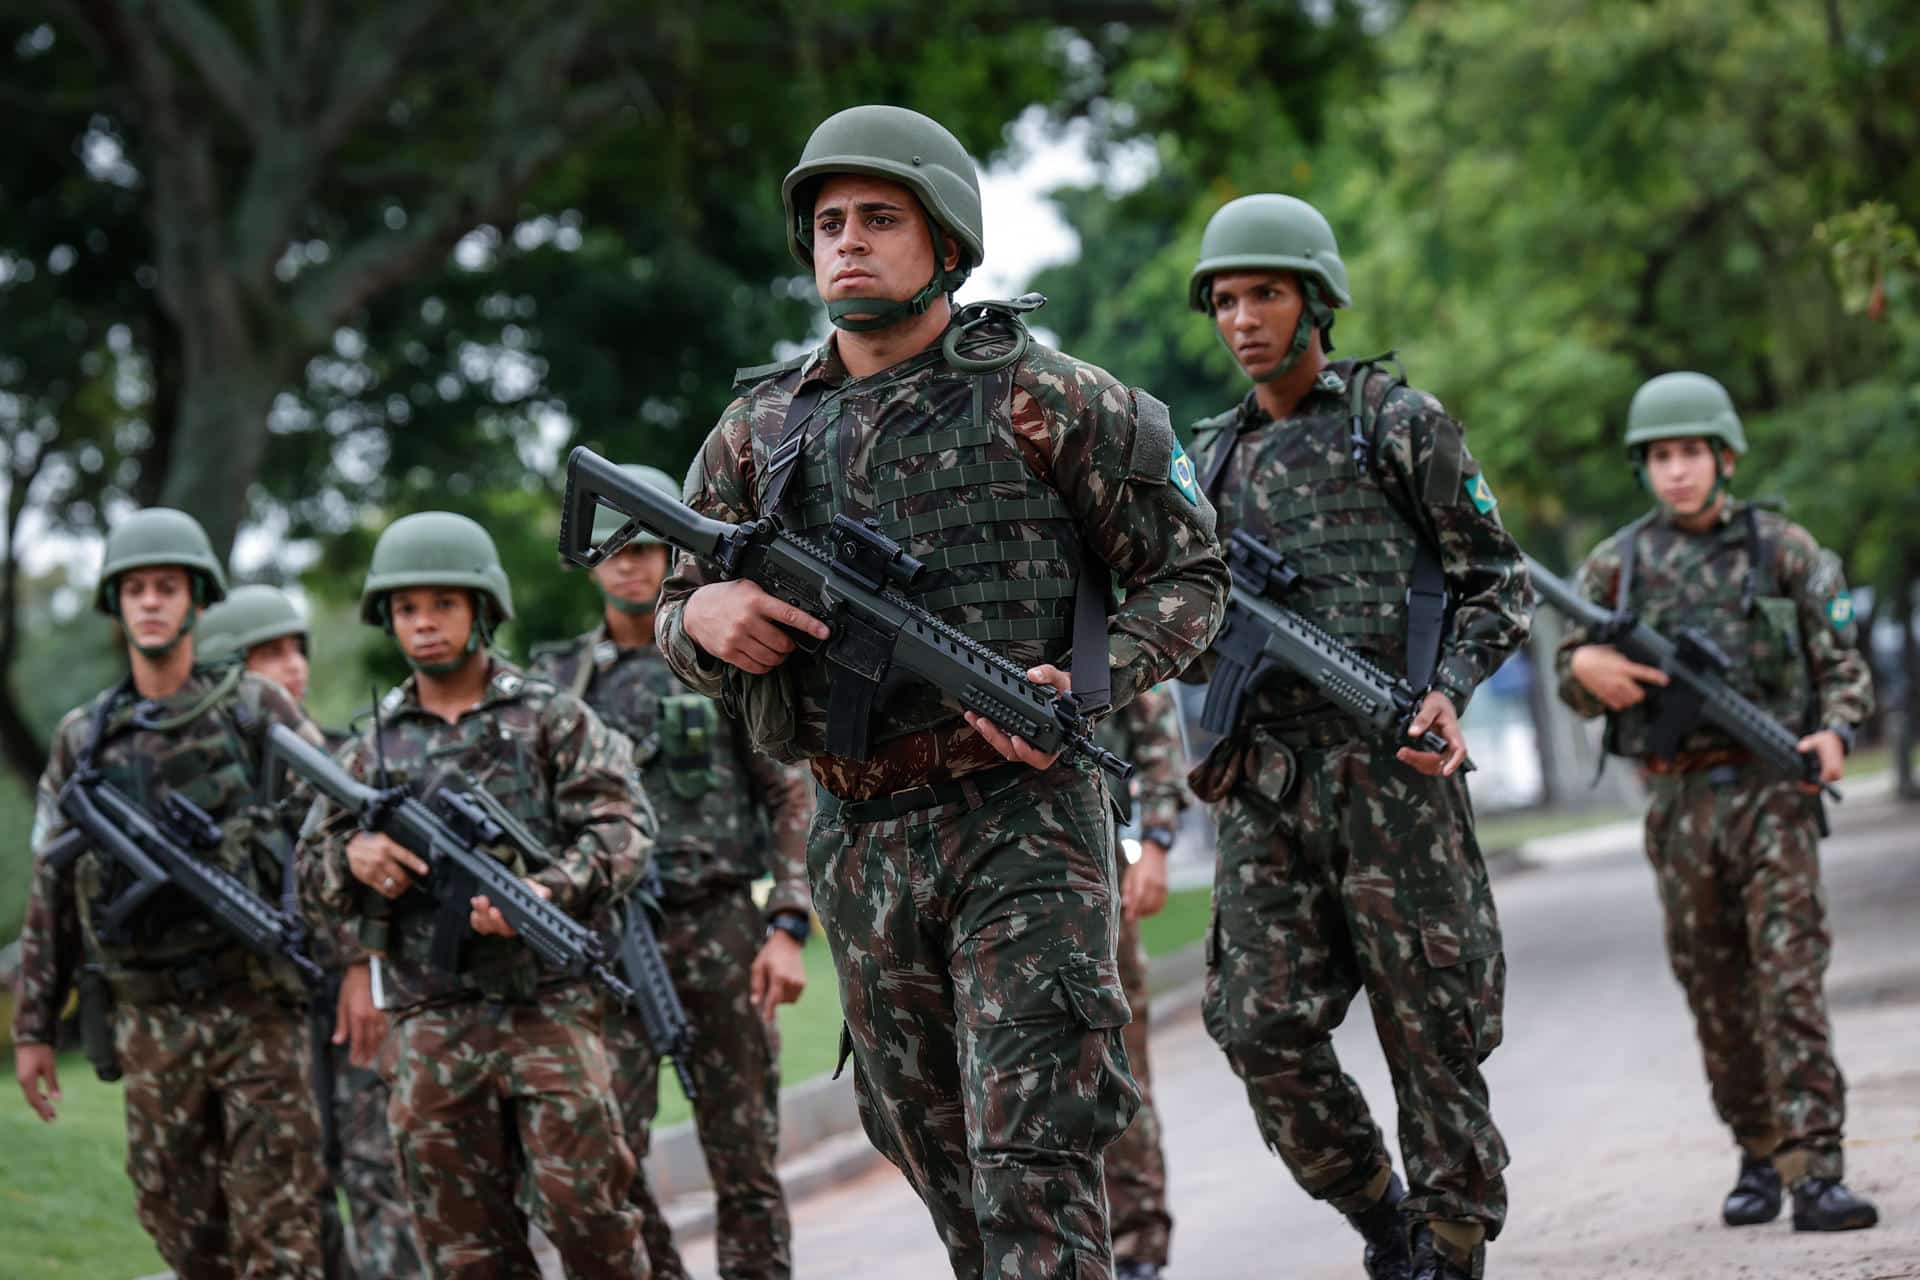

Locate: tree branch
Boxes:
[149,0,272,139]
[310,2,455,156]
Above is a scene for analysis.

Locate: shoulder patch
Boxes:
[1465,471,1498,514]
[1169,438,1201,506]
[593,638,619,668]
[1826,593,1855,630]
[378,686,406,714]
[1126,388,1175,484]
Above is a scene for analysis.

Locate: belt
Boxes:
[818,761,1031,825]
[109,946,256,1004]
[1644,747,1752,777]
[1259,718,1365,751]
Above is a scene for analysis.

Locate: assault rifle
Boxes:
[1200,530,1469,767]
[558,446,1133,781]
[268,723,698,1099]
[1525,554,1838,809]
[43,771,324,986]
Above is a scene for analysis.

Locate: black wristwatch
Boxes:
[766,911,811,946]
[1828,723,1856,756]
[1139,827,1177,853]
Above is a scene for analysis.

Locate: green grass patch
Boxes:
[1474,803,1639,854]
[1139,885,1210,958]
[0,1053,164,1278]
[1,770,39,945]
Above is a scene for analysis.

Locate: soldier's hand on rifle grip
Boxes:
[1569,643,1670,711]
[1795,730,1847,792]
[965,665,1069,770]
[15,1043,60,1123]
[333,962,388,1068]
[1398,690,1469,777]
[348,831,429,899]
[470,880,551,937]
[683,580,832,674]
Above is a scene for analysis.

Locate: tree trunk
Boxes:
[155,346,285,561]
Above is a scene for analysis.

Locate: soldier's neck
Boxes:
[129,641,194,700]
[1669,492,1729,534]
[603,606,656,649]
[415,652,492,723]
[1250,348,1327,423]
[834,297,953,379]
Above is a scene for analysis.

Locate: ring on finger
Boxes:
[383,875,396,892]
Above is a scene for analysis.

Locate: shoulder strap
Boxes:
[1348,356,1446,689]
[1613,513,1654,612]
[76,678,135,774]
[1743,503,1772,611]
[758,369,828,518]
[1195,402,1252,502]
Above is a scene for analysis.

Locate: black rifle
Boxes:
[1525,554,1838,817]
[44,771,325,987]
[1201,530,1469,766]
[558,446,1133,781]
[268,723,698,1099]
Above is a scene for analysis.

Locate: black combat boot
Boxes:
[1791,1177,1879,1231]
[1721,1155,1782,1226]
[1347,1173,1411,1280]
[1409,1224,1483,1280]
[1114,1263,1164,1280]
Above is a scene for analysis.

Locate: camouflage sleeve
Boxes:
[294,736,378,967]
[1020,361,1229,710]
[1776,522,1875,729]
[745,741,813,918]
[1123,685,1188,833]
[535,692,651,917]
[245,675,328,831]
[658,398,759,699]
[1550,539,1623,720]
[1378,390,1532,709]
[11,714,86,1045]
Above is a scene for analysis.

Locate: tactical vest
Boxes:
[1604,505,1814,758]
[1193,360,1445,688]
[371,668,570,1001]
[748,345,1086,751]
[71,671,301,1000]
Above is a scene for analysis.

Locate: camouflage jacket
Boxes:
[13,669,323,1044]
[657,328,1229,800]
[530,626,811,915]
[1553,500,1874,751]
[296,659,649,1012]
[1092,684,1189,834]
[1191,361,1532,725]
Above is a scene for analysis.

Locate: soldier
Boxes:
[297,512,653,1278]
[531,464,813,1280]
[1093,685,1189,1280]
[654,105,1227,1279]
[1182,195,1531,1280]
[1554,371,1879,1233]
[196,585,427,1279]
[11,508,341,1278]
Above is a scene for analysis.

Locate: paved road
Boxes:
[674,791,1920,1279]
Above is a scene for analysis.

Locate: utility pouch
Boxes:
[659,695,721,799]
[78,963,122,1082]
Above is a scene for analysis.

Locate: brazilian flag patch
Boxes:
[1465,472,1498,513]
[1169,438,1201,506]
[1827,594,1855,630]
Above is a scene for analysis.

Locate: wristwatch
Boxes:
[1139,826,1177,853]
[1828,723,1856,756]
[766,910,811,945]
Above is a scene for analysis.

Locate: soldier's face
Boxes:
[810,175,959,318]
[246,633,310,704]
[1644,436,1733,515]
[117,567,193,649]
[1209,270,1311,380]
[388,586,476,667]
[592,544,669,607]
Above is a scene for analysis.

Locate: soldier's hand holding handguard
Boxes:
[683,580,832,674]
[1795,730,1848,792]
[469,880,552,937]
[1397,689,1471,777]
[965,664,1070,770]
[1569,643,1671,711]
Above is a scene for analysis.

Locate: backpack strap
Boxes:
[1347,355,1447,690]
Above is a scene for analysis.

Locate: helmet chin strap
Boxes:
[1636,454,1732,519]
[602,588,658,617]
[384,591,491,676]
[120,572,207,659]
[824,204,955,333]
[1211,277,1337,384]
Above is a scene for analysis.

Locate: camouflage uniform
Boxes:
[333,1051,426,1278]
[1189,362,1531,1251]
[1091,685,1189,1270]
[1553,500,1874,1180]
[13,669,336,1278]
[657,327,1228,1279]
[531,628,812,1279]
[298,660,652,1279]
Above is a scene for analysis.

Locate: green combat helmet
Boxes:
[1189,193,1351,381]
[594,464,680,617]
[782,104,984,332]
[1624,371,1748,457]
[196,584,308,666]
[359,512,514,675]
[95,507,228,657]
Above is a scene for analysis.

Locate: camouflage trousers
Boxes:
[605,884,791,1280]
[332,1043,427,1279]
[809,761,1141,1280]
[1644,767,1845,1178]
[386,982,647,1279]
[1201,734,1509,1238]
[1104,913,1172,1267]
[115,986,333,1279]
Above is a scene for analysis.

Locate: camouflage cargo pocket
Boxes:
[976,958,1140,1156]
[1419,885,1506,1059]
